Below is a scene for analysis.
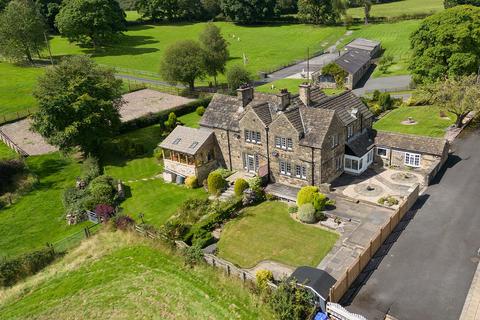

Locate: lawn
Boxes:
[0,62,44,119]
[341,20,420,77]
[373,105,454,137]
[178,111,202,128]
[0,142,18,160]
[217,201,339,268]
[0,153,91,258]
[0,232,274,320]
[347,0,443,19]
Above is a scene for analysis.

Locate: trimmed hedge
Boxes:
[207,171,227,196]
[185,176,198,189]
[120,97,212,133]
[296,186,327,211]
[234,178,249,196]
[0,247,56,287]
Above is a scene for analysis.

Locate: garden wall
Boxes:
[328,183,419,302]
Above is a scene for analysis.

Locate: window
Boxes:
[345,157,352,169]
[295,165,307,179]
[172,138,181,145]
[347,125,354,139]
[335,156,342,171]
[377,147,388,158]
[207,150,214,161]
[367,149,373,163]
[245,130,261,144]
[276,136,293,150]
[189,142,198,149]
[331,134,339,148]
[405,152,421,167]
[280,160,292,176]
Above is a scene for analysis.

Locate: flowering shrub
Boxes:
[95,204,115,222]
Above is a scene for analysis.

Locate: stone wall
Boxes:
[320,115,346,183]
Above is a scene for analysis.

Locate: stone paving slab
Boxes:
[460,262,480,320]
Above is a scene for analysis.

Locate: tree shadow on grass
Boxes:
[28,157,69,180]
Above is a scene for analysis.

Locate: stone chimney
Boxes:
[276,89,290,111]
[299,83,311,107]
[237,84,254,107]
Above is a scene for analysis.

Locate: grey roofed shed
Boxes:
[159,126,213,155]
[345,38,381,56]
[334,49,371,75]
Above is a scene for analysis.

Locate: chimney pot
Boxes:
[277,89,290,111]
[237,84,254,107]
[299,83,311,107]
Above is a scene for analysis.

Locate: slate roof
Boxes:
[314,91,373,125]
[346,131,375,157]
[335,49,371,75]
[252,102,273,126]
[284,108,304,134]
[159,126,213,155]
[289,266,336,301]
[299,107,336,148]
[374,131,448,156]
[199,94,243,131]
[345,38,380,55]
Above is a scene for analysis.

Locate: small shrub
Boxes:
[207,171,227,196]
[288,205,298,214]
[242,188,265,206]
[378,196,399,207]
[191,229,215,248]
[113,215,135,230]
[372,90,381,101]
[185,176,198,189]
[234,178,249,196]
[297,186,327,211]
[268,278,316,320]
[95,204,115,222]
[370,104,383,116]
[182,245,204,267]
[153,147,163,161]
[298,203,316,224]
[81,156,101,183]
[248,176,263,189]
[378,92,393,110]
[265,193,277,201]
[196,106,206,116]
[212,168,233,179]
[325,199,336,207]
[88,175,117,206]
[164,112,177,131]
[256,269,273,292]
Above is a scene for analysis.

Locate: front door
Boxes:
[247,154,255,173]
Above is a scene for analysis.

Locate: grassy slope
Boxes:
[0,153,91,258]
[373,106,454,137]
[341,20,420,77]
[0,62,44,118]
[347,0,443,18]
[178,112,202,128]
[0,142,18,160]
[0,232,274,320]
[217,201,339,268]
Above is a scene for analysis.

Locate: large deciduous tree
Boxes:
[55,0,126,49]
[226,64,252,92]
[0,0,46,62]
[199,23,229,86]
[409,5,480,84]
[298,0,341,25]
[31,56,123,155]
[444,0,480,8]
[160,40,206,90]
[135,0,205,22]
[220,0,278,23]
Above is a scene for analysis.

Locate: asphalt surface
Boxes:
[352,75,412,96]
[266,52,340,80]
[345,129,480,320]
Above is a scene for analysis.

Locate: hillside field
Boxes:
[0,231,275,319]
[347,0,443,19]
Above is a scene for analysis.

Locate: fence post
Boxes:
[227,265,231,276]
[84,227,90,238]
[242,272,246,282]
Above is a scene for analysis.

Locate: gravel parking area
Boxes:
[0,119,57,155]
[120,89,194,122]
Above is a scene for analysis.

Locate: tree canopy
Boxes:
[31,56,123,155]
[409,5,480,84]
[199,23,229,86]
[298,0,342,24]
[226,64,252,92]
[0,0,45,62]
[160,40,206,90]
[444,0,480,8]
[55,0,126,48]
[135,0,205,21]
[220,0,278,23]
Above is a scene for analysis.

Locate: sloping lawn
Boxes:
[121,179,207,226]
[0,153,91,258]
[347,0,443,19]
[373,105,454,138]
[341,20,421,77]
[178,111,202,128]
[217,201,339,268]
[0,232,274,320]
[0,142,18,160]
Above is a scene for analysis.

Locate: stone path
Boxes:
[460,261,480,320]
[247,260,296,281]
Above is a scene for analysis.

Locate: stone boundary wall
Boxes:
[328,184,420,302]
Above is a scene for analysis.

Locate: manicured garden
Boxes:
[217,201,338,268]
[373,105,454,138]
[0,232,275,320]
[0,153,91,258]
[341,20,421,77]
[347,0,443,19]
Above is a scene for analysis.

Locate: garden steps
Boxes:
[218,185,235,201]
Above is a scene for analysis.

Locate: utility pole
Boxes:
[43,31,54,66]
[307,47,310,83]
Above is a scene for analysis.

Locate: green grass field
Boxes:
[0,62,44,119]
[178,111,202,128]
[217,201,339,268]
[341,20,420,77]
[347,0,443,19]
[0,153,91,258]
[0,143,18,160]
[373,105,454,137]
[0,231,275,319]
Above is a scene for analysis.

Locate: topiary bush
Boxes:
[185,176,198,189]
[234,178,249,196]
[297,203,316,224]
[207,171,227,196]
[196,106,206,116]
[296,186,327,211]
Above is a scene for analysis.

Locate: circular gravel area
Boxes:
[391,172,419,184]
[353,183,384,197]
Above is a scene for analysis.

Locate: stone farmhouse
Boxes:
[160,84,449,190]
[316,38,381,90]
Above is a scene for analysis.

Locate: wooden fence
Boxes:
[0,109,35,126]
[0,128,29,157]
[328,184,420,302]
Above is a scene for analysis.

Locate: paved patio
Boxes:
[0,119,58,155]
